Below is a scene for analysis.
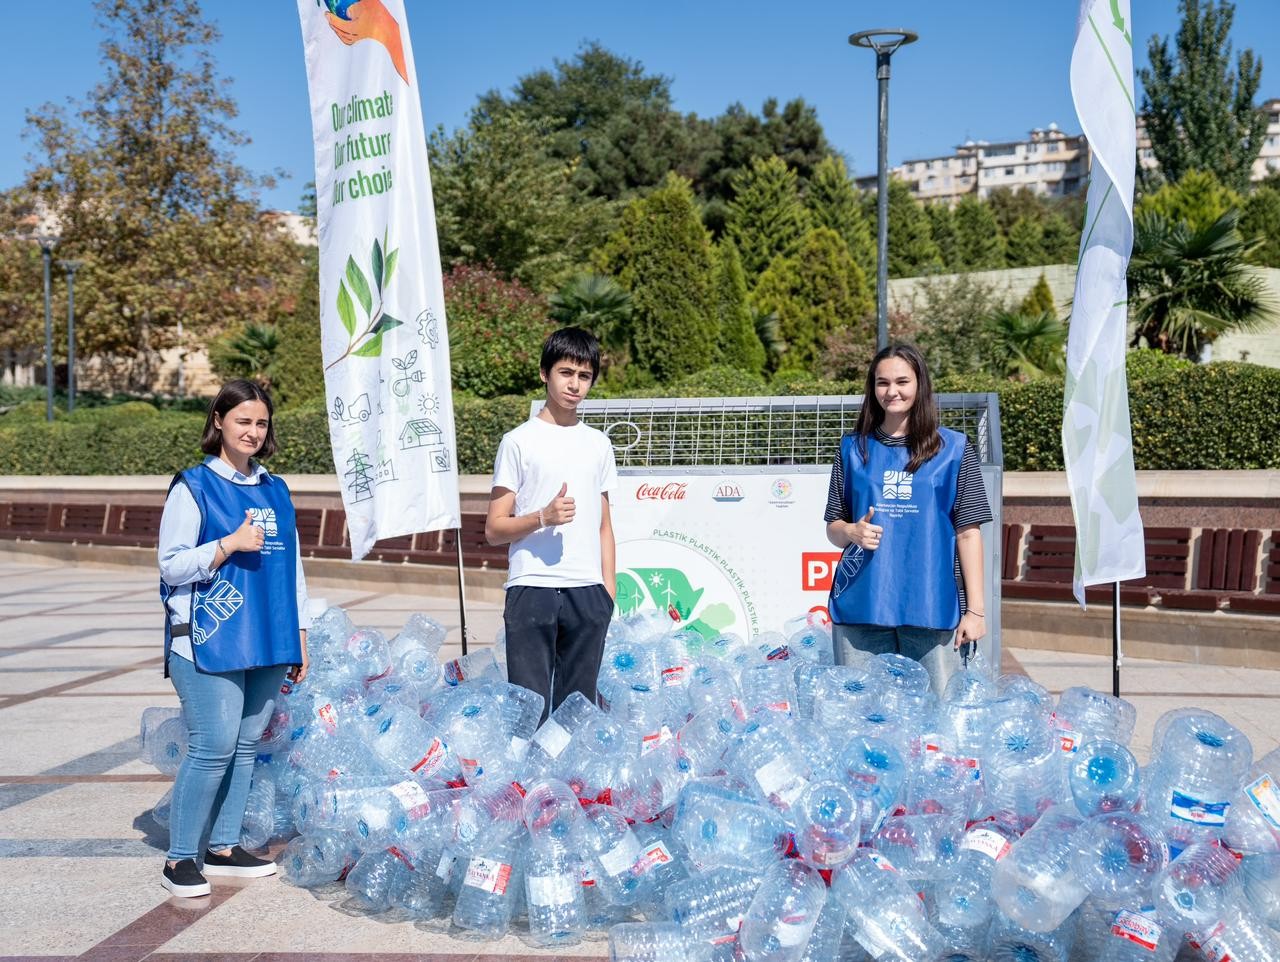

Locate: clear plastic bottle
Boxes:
[726,720,812,814]
[279,830,357,888]
[1241,852,1280,932]
[343,627,394,683]
[1154,841,1243,944]
[146,713,189,776]
[1071,812,1169,905]
[609,920,709,962]
[982,708,1067,828]
[1142,711,1252,851]
[523,690,603,778]
[987,908,1076,962]
[676,709,738,777]
[829,849,946,961]
[452,778,526,856]
[739,661,798,718]
[1078,901,1179,962]
[930,816,1019,941]
[523,843,587,947]
[873,812,965,882]
[991,802,1089,932]
[664,866,764,945]
[522,777,585,853]
[837,735,907,840]
[238,764,277,849]
[451,833,523,939]
[440,647,503,687]
[344,846,413,913]
[739,859,826,962]
[1224,746,1280,854]
[359,701,458,784]
[793,780,860,870]
[813,664,881,730]
[579,803,651,906]
[906,752,982,820]
[795,893,847,962]
[670,781,791,872]
[558,718,625,805]
[1052,686,1137,751]
[389,612,446,660]
[1068,738,1141,816]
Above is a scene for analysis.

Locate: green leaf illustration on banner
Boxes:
[632,567,704,621]
[336,281,356,336]
[346,255,372,316]
[615,572,646,616]
[683,603,736,642]
[325,229,402,371]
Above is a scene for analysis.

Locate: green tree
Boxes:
[952,195,1006,270]
[1005,216,1047,268]
[21,0,301,386]
[548,273,633,368]
[806,156,875,279]
[1138,0,1268,192]
[270,251,325,408]
[750,304,786,371]
[445,264,553,397]
[1240,186,1280,268]
[1040,213,1080,263]
[986,187,1048,236]
[475,42,699,201]
[925,203,959,272]
[883,178,943,278]
[750,227,873,370]
[595,174,717,382]
[1128,208,1278,359]
[429,112,616,292]
[986,310,1067,378]
[726,156,813,280]
[710,240,765,374]
[906,273,1007,378]
[1137,169,1243,233]
[1019,272,1058,318]
[209,322,280,387]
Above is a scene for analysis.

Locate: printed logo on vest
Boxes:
[191,576,245,645]
[248,507,279,537]
[882,470,913,500]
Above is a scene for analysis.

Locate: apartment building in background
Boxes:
[867,97,1280,205]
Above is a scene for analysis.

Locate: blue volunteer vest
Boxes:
[827,428,966,631]
[161,463,302,674]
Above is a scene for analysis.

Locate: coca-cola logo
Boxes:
[636,482,688,501]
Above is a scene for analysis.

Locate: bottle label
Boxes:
[1245,773,1280,830]
[463,856,512,895]
[1168,789,1230,826]
[459,757,483,781]
[410,737,447,776]
[1110,909,1163,951]
[764,701,792,715]
[1195,920,1230,962]
[662,665,687,687]
[387,845,414,869]
[1050,712,1082,753]
[598,834,641,876]
[866,852,897,873]
[388,779,430,819]
[808,840,856,867]
[317,703,338,733]
[960,827,1011,862]
[435,848,456,882]
[775,917,812,946]
[532,719,572,759]
[526,872,578,906]
[641,726,673,754]
[710,914,746,944]
[755,756,803,796]
[633,841,674,875]
[920,733,943,754]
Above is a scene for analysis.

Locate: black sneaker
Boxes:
[202,845,278,878]
[162,859,211,897]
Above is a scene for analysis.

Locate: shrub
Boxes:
[444,264,553,398]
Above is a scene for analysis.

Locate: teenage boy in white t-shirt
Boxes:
[485,327,618,723]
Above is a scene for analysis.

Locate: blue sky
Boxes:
[1,1,1277,211]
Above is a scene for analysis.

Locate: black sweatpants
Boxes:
[503,584,613,725]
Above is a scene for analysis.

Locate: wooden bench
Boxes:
[1226,531,1280,615]
[1163,528,1262,611]
[1001,524,1191,606]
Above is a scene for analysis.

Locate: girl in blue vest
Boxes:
[157,379,310,897]
[824,344,992,694]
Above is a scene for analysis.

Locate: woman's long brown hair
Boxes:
[853,343,941,472]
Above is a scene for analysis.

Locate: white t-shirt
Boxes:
[491,416,618,588]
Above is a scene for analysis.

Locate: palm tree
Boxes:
[1128,208,1277,360]
[548,273,632,354]
[749,304,786,371]
[210,322,281,387]
[986,309,1067,378]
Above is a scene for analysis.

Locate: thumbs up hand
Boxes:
[228,508,266,553]
[542,482,576,526]
[850,506,883,551]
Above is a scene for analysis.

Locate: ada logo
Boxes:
[882,470,913,501]
[712,482,744,503]
[636,482,687,502]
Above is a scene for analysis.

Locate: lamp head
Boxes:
[848,28,919,55]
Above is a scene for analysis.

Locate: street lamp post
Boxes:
[60,260,82,414]
[849,28,919,352]
[34,229,58,422]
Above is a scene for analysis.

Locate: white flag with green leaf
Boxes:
[297,0,460,560]
[1064,0,1146,605]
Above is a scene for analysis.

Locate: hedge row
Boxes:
[2,355,1277,475]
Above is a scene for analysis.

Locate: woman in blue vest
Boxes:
[157,379,310,897]
[824,344,992,694]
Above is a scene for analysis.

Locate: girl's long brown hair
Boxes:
[854,343,940,472]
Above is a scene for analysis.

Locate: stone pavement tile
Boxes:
[0,671,89,696]
[0,646,156,672]
[0,696,148,776]
[0,781,169,844]
[0,856,177,956]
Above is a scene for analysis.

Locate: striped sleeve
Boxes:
[824,450,848,523]
[951,440,993,529]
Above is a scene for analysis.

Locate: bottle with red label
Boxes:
[663,866,765,947]
[343,845,412,913]
[981,707,1068,830]
[1224,746,1280,854]
[837,735,907,842]
[738,860,826,962]
[278,828,359,889]
[578,802,651,906]
[739,660,798,719]
[793,780,860,870]
[452,834,523,939]
[1053,685,1137,753]
[928,815,1020,952]
[829,849,947,960]
[523,842,587,947]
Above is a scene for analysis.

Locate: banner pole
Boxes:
[454,530,469,656]
[1112,581,1122,697]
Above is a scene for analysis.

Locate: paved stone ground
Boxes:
[0,554,1276,961]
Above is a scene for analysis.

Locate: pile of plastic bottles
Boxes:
[137,607,1280,961]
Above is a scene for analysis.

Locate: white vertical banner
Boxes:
[1065,0,1145,604]
[297,0,460,559]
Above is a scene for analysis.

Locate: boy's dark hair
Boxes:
[540,327,601,383]
[200,379,278,459]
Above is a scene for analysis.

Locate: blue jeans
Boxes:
[833,623,961,696]
[167,656,285,861]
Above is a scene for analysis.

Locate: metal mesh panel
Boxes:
[546,394,1003,470]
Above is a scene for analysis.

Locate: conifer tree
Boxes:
[1018,272,1058,318]
[1005,216,1047,268]
[726,156,812,279]
[1240,186,1280,268]
[1040,213,1080,264]
[806,156,875,280]
[595,174,717,382]
[925,203,959,272]
[711,240,766,373]
[883,178,942,278]
[952,195,1006,270]
[750,227,873,369]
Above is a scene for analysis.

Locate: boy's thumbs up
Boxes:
[557,482,568,498]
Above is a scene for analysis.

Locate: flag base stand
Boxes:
[1112,580,1122,697]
